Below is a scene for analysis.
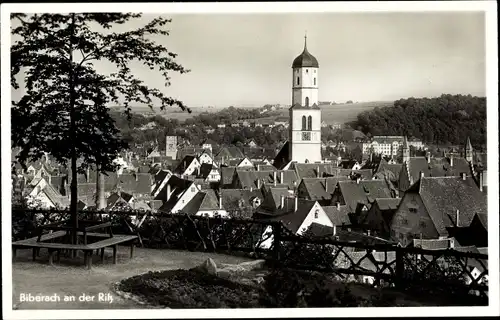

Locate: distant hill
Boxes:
[270,101,393,125]
[349,94,486,146]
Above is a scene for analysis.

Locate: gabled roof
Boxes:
[198,163,217,179]
[335,180,393,213]
[276,200,318,234]
[174,155,197,174]
[273,141,291,170]
[300,177,349,201]
[407,176,487,237]
[42,183,70,208]
[257,187,291,214]
[182,190,220,215]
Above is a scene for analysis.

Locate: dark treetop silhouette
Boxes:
[11,13,190,244]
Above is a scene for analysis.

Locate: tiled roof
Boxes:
[276,199,317,234]
[322,205,351,226]
[174,155,197,174]
[405,157,472,185]
[409,176,487,237]
[272,141,290,170]
[220,166,237,186]
[300,177,349,201]
[375,198,401,211]
[336,180,393,213]
[376,162,402,182]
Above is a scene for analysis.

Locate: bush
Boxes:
[118,269,262,308]
[259,269,381,307]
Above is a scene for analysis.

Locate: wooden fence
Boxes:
[11,208,489,297]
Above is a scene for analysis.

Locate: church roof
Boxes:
[292,36,319,68]
[289,103,320,110]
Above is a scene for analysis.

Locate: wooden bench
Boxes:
[12,233,138,269]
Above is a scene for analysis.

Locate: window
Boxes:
[306,69,309,73]
[314,210,319,219]
[314,78,316,86]
[307,115,312,130]
[305,97,310,107]
[191,187,195,192]
[302,116,307,130]
[297,77,300,86]
[409,208,417,213]
[302,132,311,141]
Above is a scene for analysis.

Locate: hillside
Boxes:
[123,101,393,124]
[256,101,393,125]
[349,94,486,146]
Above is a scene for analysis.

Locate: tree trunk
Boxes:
[69,13,78,245]
[96,167,106,210]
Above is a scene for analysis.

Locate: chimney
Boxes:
[419,171,424,179]
[294,196,298,212]
[336,202,340,210]
[333,224,337,236]
[257,164,260,171]
[317,166,321,178]
[250,186,253,192]
[86,167,91,183]
[280,171,284,184]
[135,172,139,181]
[325,180,328,193]
[280,195,285,209]
[356,177,361,184]
[257,179,262,189]
[219,193,223,209]
[197,166,200,176]
[461,172,466,180]
[455,209,460,227]
[273,171,277,186]
[479,171,484,192]
[449,154,454,167]
[426,152,431,164]
[166,184,171,201]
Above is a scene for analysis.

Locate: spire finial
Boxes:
[304,31,307,50]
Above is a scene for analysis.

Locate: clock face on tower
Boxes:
[302,131,311,141]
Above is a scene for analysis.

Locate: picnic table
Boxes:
[12,219,138,269]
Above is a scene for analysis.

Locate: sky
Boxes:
[12,12,486,108]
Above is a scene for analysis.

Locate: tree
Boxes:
[11,13,190,244]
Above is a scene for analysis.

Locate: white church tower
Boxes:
[288,34,322,163]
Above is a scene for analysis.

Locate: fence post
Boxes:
[395,247,404,289]
[272,222,281,267]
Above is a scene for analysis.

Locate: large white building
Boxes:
[362,135,424,156]
[288,36,322,163]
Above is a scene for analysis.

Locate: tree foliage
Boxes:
[350,94,486,146]
[11,13,190,173]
